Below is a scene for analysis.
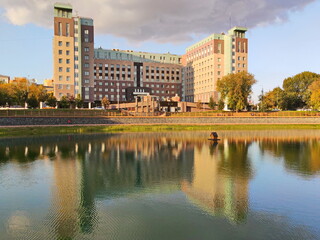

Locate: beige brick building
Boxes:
[183,27,248,103]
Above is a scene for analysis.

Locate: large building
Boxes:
[93,48,182,102]
[183,27,248,103]
[53,3,95,103]
[53,3,182,104]
[53,3,248,105]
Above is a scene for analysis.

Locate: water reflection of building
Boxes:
[51,146,81,238]
[182,140,252,223]
[1,131,320,237]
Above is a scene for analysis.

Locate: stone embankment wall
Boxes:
[1,117,320,126]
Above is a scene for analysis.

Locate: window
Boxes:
[66,42,70,47]
[84,79,90,84]
[58,22,62,36]
[218,58,221,62]
[58,41,62,46]
[66,67,70,72]
[59,76,63,81]
[66,50,70,55]
[58,50,62,55]
[66,76,70,81]
[59,67,63,72]
[66,23,70,37]
[84,63,89,68]
[84,29,89,34]
[84,38,89,43]
[58,84,62,89]
[66,84,70,90]
[84,71,90,76]
[84,47,89,52]
[217,43,222,53]
[217,71,221,75]
[84,55,89,60]
[58,58,62,63]
[66,59,70,64]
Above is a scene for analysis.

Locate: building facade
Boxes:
[183,27,248,103]
[0,75,10,83]
[93,48,182,102]
[53,3,95,102]
[53,4,248,105]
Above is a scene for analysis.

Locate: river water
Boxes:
[0,130,319,240]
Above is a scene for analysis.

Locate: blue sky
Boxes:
[0,0,319,102]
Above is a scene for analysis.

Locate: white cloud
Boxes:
[0,0,315,43]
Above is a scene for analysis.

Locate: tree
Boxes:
[262,87,284,110]
[309,80,320,110]
[101,97,110,110]
[26,95,39,108]
[196,100,202,110]
[58,96,70,108]
[282,71,320,109]
[26,84,48,108]
[67,95,76,109]
[0,83,13,107]
[45,93,57,107]
[11,79,28,106]
[218,99,224,110]
[28,84,47,102]
[75,94,83,108]
[217,71,257,112]
[208,96,216,110]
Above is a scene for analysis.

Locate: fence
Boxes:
[0,109,319,118]
[0,109,162,117]
[168,111,320,117]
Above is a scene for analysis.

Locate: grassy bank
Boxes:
[1,124,320,137]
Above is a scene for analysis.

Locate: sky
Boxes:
[0,0,319,102]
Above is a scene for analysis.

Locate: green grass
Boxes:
[1,124,320,138]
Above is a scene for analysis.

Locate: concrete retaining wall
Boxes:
[1,117,320,126]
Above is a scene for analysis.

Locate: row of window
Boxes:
[58,67,71,73]
[94,64,180,74]
[94,81,180,89]
[94,90,179,101]
[57,84,71,90]
[58,41,70,47]
[58,76,71,81]
[58,50,70,55]
[57,22,70,37]
[58,58,71,64]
